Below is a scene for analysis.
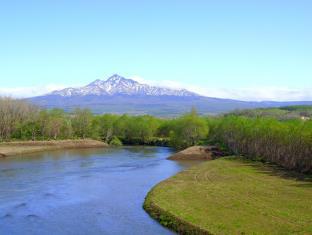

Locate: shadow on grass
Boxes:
[288,183,312,188]
[230,156,312,185]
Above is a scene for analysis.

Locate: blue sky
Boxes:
[0,0,311,100]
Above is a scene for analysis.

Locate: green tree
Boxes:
[170,109,209,149]
[72,108,93,138]
[93,114,119,142]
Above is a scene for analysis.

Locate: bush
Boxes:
[109,136,123,146]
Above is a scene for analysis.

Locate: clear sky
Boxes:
[1,0,311,101]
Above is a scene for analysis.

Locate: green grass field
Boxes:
[144,157,312,235]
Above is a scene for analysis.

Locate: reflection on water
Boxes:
[0,146,199,235]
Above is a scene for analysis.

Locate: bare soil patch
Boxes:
[168,146,225,160]
[0,139,107,157]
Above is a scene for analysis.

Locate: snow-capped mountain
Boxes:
[29,74,312,116]
[51,74,198,97]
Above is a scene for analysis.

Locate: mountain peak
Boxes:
[107,74,125,82]
[105,74,138,87]
[51,74,198,97]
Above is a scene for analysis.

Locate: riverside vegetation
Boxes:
[0,98,311,173]
[144,106,311,234]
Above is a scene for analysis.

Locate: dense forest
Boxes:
[0,97,311,173]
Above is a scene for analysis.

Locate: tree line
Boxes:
[209,115,312,173]
[0,98,208,149]
[1,98,311,173]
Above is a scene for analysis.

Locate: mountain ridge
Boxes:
[50,74,198,97]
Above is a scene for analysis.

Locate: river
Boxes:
[0,146,194,235]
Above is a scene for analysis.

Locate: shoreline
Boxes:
[0,139,108,157]
[144,188,211,235]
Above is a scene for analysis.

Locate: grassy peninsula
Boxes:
[144,157,312,235]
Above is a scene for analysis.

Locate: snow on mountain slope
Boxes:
[51,74,198,97]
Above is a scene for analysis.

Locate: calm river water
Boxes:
[0,146,194,235]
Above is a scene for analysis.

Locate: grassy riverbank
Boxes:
[144,157,312,235]
[0,139,107,157]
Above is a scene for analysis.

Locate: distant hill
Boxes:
[27,74,312,116]
[228,105,312,120]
